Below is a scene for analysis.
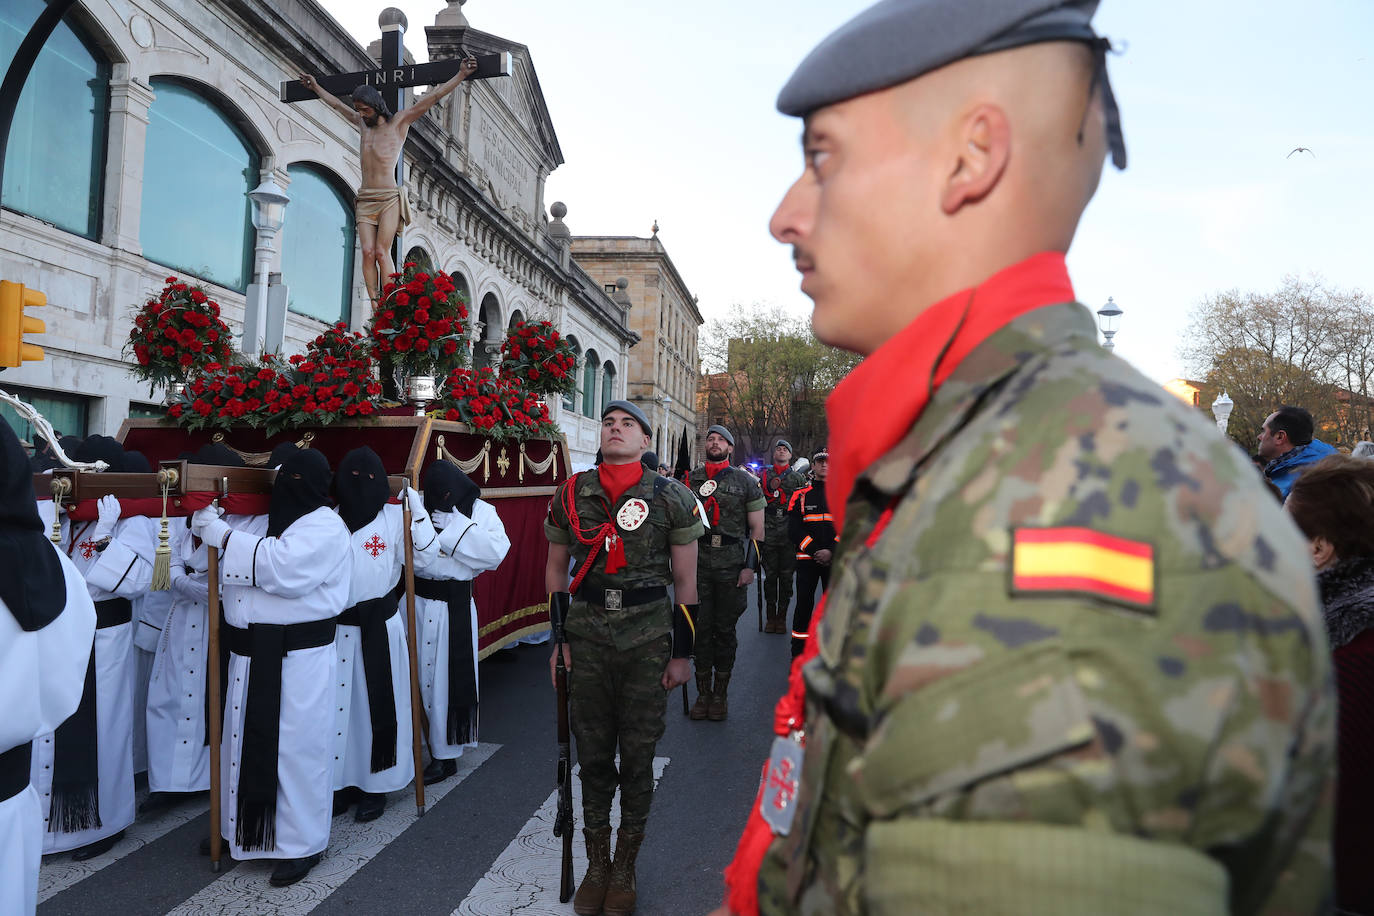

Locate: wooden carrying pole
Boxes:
[401,489,426,816]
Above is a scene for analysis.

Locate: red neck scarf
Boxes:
[825,251,1074,535]
[702,460,730,524]
[771,463,789,475]
[598,460,643,506]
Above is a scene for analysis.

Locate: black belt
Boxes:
[0,742,31,803]
[580,585,667,611]
[225,616,337,852]
[338,589,401,773]
[95,597,132,629]
[415,577,478,746]
[224,618,338,657]
[699,532,741,548]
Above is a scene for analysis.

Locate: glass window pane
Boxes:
[582,351,599,419]
[563,339,580,411]
[0,384,89,450]
[404,247,434,273]
[601,363,615,413]
[128,403,165,420]
[141,79,257,291]
[281,164,353,324]
[1,0,108,238]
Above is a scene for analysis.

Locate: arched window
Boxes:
[281,163,353,324]
[581,348,600,419]
[142,79,257,290]
[475,292,500,371]
[507,309,525,333]
[1,0,109,239]
[601,361,616,414]
[404,246,434,274]
[563,336,581,412]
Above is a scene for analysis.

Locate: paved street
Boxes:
[36,586,791,916]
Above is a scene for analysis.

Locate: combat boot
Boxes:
[689,672,712,720]
[603,829,644,916]
[766,608,785,634]
[574,826,612,915]
[708,671,731,721]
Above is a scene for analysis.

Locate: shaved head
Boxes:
[772,41,1107,354]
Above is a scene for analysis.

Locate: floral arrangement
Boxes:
[432,366,557,440]
[166,323,381,434]
[368,262,470,377]
[499,319,578,396]
[125,276,234,387]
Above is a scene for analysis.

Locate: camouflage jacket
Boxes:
[688,464,766,573]
[762,465,808,532]
[758,304,1334,916]
[545,467,703,651]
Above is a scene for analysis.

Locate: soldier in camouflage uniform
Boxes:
[545,400,702,916]
[760,440,807,634]
[687,425,766,720]
[713,2,1336,914]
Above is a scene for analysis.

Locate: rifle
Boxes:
[549,591,575,903]
[755,540,765,633]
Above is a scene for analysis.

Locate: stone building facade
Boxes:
[0,0,634,466]
[569,234,701,464]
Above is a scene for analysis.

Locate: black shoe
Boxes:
[422,757,457,785]
[72,830,124,861]
[332,787,359,817]
[269,853,323,887]
[354,791,387,823]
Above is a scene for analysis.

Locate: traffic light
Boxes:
[0,280,45,367]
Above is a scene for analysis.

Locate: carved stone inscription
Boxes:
[472,107,534,218]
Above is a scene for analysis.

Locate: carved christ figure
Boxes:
[299,57,478,303]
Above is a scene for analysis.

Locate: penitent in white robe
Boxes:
[145,515,266,793]
[31,513,156,853]
[130,526,181,777]
[0,543,95,916]
[332,500,439,794]
[217,507,351,860]
[416,500,509,761]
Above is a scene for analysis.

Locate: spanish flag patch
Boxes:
[1011,527,1155,612]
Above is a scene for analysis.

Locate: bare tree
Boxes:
[1182,276,1374,448]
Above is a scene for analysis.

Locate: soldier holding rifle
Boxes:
[545,400,702,916]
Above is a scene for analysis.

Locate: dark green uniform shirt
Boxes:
[546,466,703,651]
[687,465,766,573]
[762,465,808,532]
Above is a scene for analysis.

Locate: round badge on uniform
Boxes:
[699,479,718,498]
[616,498,650,531]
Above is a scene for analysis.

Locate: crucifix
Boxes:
[281,12,511,305]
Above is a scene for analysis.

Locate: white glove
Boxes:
[404,487,428,524]
[93,494,121,540]
[190,505,231,549]
[171,572,209,605]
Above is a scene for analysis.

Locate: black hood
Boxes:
[0,420,65,630]
[268,441,300,469]
[189,443,246,468]
[267,449,332,537]
[74,435,124,471]
[335,446,389,533]
[123,450,152,473]
[423,460,480,517]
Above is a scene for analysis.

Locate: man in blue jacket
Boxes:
[1259,405,1337,497]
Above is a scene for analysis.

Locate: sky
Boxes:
[319,0,1374,384]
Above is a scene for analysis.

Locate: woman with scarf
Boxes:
[1286,454,1374,914]
[191,448,351,887]
[0,420,96,914]
[330,447,439,822]
[413,459,509,785]
[32,435,157,861]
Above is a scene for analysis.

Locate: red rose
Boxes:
[161,345,175,357]
[414,309,430,324]
[394,337,412,352]
[168,403,184,418]
[395,292,410,307]
[358,402,375,416]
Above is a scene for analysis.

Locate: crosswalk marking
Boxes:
[164,743,498,915]
[455,756,669,916]
[39,790,210,903]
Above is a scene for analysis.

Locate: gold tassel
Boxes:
[151,479,172,590]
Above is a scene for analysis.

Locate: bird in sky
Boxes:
[1288,147,1316,158]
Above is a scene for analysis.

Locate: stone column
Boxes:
[101,67,155,255]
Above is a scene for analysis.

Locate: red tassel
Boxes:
[722,764,773,916]
[604,532,627,575]
[706,496,721,526]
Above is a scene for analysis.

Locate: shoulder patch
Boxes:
[1010,527,1155,613]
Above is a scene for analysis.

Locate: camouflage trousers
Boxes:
[568,633,671,832]
[695,568,748,674]
[761,533,796,617]
[791,559,830,659]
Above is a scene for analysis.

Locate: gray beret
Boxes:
[774,439,793,453]
[706,425,735,446]
[777,0,1125,169]
[602,399,652,433]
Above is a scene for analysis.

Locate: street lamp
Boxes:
[244,177,290,355]
[1212,391,1234,435]
[1096,296,1122,351]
